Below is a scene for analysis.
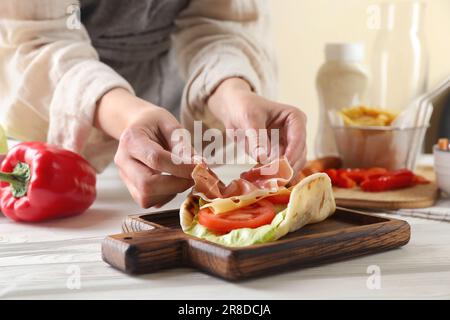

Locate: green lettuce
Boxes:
[185,209,287,247]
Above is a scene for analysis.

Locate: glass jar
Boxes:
[370,1,428,112]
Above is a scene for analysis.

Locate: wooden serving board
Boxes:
[334,166,439,210]
[102,207,410,281]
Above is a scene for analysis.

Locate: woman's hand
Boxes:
[95,88,196,208]
[208,78,307,174]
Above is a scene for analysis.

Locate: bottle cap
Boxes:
[325,43,364,61]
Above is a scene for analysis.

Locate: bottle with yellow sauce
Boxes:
[315,43,369,157]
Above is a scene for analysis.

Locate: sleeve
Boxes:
[173,0,277,133]
[0,0,134,172]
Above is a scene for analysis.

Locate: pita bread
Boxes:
[180,172,336,246]
[274,172,336,239]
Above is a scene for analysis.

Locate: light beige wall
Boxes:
[269,0,450,158]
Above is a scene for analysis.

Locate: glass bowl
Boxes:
[332,125,429,170]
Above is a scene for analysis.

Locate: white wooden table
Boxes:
[1,161,450,300]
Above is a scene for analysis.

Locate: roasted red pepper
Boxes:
[335,171,357,188]
[324,169,338,185]
[0,142,96,222]
[324,169,357,188]
[323,167,428,192]
[361,167,388,180]
[412,174,430,184]
[360,170,415,192]
[340,168,365,184]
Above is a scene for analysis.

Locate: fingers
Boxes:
[115,109,198,208]
[237,104,307,170]
[284,108,307,173]
[268,133,285,162]
[291,145,307,175]
[125,157,193,195]
[154,194,177,209]
[289,170,306,186]
[121,172,177,207]
[165,122,198,158]
[242,116,270,162]
[135,140,196,179]
[116,156,193,208]
[121,129,196,179]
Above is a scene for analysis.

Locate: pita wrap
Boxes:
[191,158,293,214]
[180,159,336,247]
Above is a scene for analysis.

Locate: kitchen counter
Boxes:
[1,159,450,299]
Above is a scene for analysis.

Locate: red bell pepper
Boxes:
[0,142,97,222]
[360,173,414,192]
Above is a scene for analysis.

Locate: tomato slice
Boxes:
[198,200,276,233]
[265,193,290,204]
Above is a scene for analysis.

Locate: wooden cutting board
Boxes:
[334,166,439,210]
[102,207,410,281]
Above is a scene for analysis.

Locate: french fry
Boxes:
[339,105,398,127]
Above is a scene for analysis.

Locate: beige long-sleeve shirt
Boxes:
[0,0,276,171]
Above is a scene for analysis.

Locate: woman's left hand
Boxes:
[208,78,307,174]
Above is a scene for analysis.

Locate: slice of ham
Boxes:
[192,157,294,201]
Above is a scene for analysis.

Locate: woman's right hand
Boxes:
[95,88,197,208]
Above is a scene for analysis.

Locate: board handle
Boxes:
[102,228,186,274]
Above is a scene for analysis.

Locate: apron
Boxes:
[80,0,191,118]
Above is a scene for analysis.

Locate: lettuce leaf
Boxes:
[184,209,287,247]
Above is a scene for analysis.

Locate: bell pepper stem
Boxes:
[0,162,31,198]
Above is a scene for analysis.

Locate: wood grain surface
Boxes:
[2,161,450,299]
[102,208,411,281]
